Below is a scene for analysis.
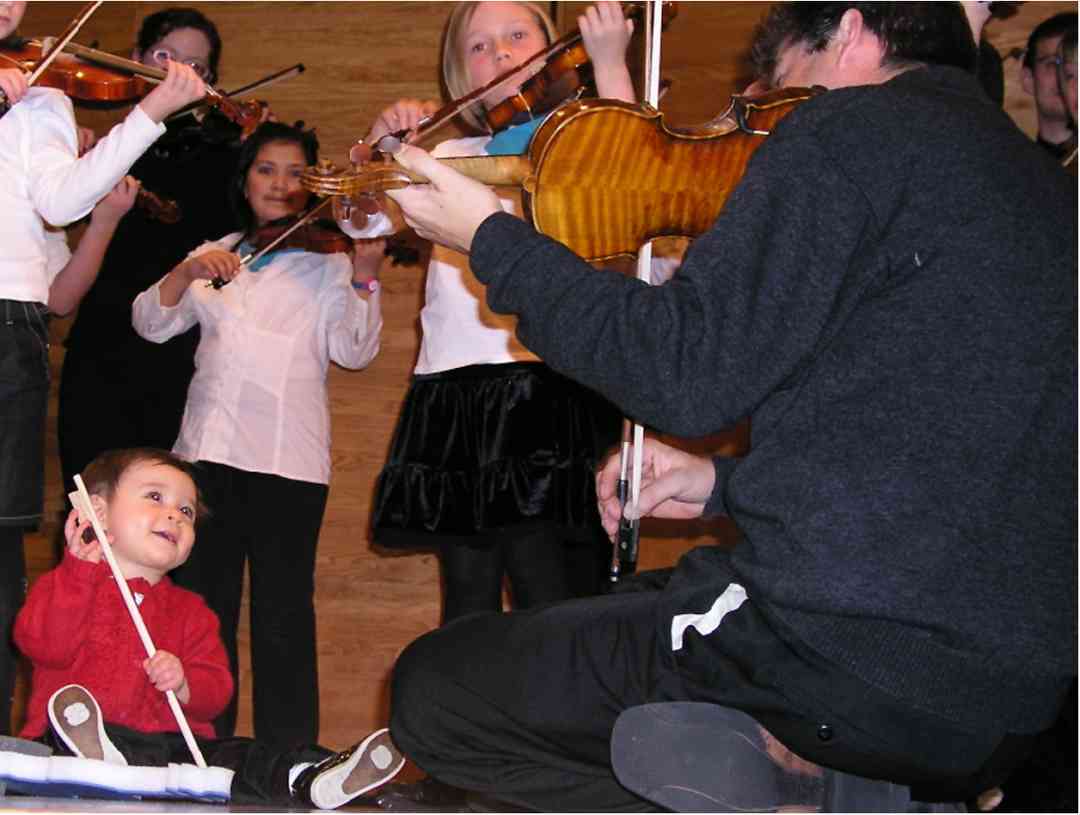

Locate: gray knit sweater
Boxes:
[470,66,1076,735]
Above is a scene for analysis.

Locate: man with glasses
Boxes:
[1022,11,1078,160]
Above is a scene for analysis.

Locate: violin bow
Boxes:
[25,1,103,87]
[165,63,306,125]
[68,475,208,768]
[208,197,334,289]
[611,0,665,584]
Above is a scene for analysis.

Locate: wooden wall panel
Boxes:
[14,0,1072,751]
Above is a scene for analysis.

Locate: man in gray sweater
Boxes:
[381,3,1077,810]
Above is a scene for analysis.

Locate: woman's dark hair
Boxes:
[228,121,320,237]
[136,7,222,84]
[751,2,976,84]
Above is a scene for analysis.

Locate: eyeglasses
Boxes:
[150,48,212,81]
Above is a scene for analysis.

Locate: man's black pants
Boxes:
[390,584,1035,811]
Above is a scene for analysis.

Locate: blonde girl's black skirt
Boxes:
[372,362,620,549]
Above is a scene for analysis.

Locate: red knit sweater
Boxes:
[15,552,233,739]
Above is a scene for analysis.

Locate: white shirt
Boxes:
[412,136,539,373]
[354,135,680,375]
[0,88,165,304]
[132,235,383,484]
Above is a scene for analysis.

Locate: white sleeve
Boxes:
[28,93,165,227]
[323,256,382,369]
[131,239,225,342]
[43,227,72,284]
[132,280,199,343]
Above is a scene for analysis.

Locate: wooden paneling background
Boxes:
[15,1,1071,750]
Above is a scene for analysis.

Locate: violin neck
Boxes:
[413,156,531,189]
[48,39,167,83]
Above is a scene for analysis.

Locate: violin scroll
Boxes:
[135,187,181,224]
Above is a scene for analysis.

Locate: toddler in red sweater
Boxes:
[5,448,402,808]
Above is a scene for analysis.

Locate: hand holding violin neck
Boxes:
[300,156,531,199]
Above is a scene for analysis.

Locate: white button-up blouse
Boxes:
[132,234,382,484]
[0,88,164,304]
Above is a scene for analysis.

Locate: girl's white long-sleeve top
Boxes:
[0,88,165,304]
[132,235,383,484]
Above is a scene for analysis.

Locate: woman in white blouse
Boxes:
[132,122,383,749]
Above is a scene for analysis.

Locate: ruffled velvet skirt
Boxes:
[372,362,620,548]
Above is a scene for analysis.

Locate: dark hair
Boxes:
[751,3,976,84]
[136,7,222,84]
[81,448,208,522]
[1024,12,1078,69]
[1061,24,1078,64]
[228,121,320,238]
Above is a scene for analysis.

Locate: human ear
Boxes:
[1021,65,1035,96]
[88,494,110,530]
[834,8,865,54]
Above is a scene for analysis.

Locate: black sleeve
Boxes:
[702,456,740,519]
[469,121,875,438]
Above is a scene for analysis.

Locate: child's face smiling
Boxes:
[244,140,309,227]
[0,1,27,40]
[100,461,198,583]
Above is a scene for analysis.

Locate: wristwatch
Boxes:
[351,278,379,294]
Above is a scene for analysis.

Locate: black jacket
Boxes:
[469,66,1077,736]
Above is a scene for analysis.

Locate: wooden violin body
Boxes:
[0,38,151,103]
[521,87,819,260]
[301,87,820,261]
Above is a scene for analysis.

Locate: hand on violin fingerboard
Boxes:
[386,144,501,255]
[138,61,207,124]
[579,1,635,103]
[366,98,440,146]
[0,66,28,107]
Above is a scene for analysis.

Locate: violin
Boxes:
[484,1,677,132]
[1,38,149,103]
[1,34,265,137]
[248,217,420,266]
[360,1,675,152]
[209,211,418,290]
[302,88,821,263]
[135,186,181,224]
[249,216,353,257]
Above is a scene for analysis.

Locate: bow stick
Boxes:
[207,197,334,289]
[0,0,101,110]
[69,475,208,768]
[165,63,305,125]
[25,1,104,87]
[611,0,665,583]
